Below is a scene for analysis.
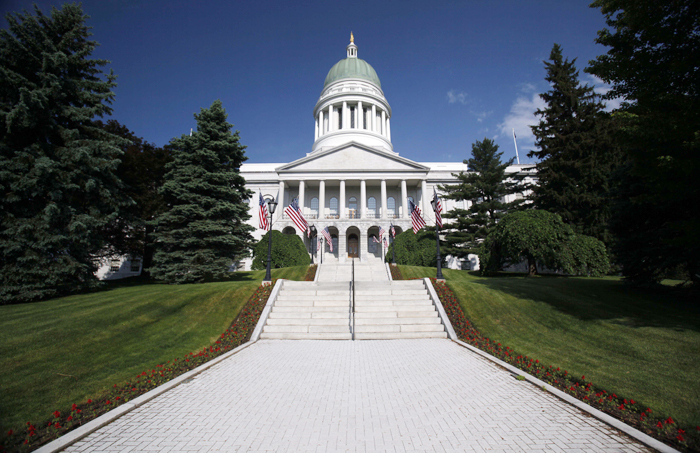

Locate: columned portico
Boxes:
[380,179,387,219]
[319,180,326,220]
[401,179,408,219]
[339,180,346,219]
[360,180,367,219]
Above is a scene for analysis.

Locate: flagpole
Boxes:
[512,128,520,165]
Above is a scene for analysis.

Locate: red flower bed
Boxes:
[304,265,317,281]
[0,282,276,453]
[389,265,403,281]
[430,278,699,453]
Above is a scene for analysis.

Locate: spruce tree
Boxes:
[440,138,526,257]
[0,4,129,303]
[150,100,253,283]
[529,44,619,245]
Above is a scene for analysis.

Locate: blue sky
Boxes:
[2,0,615,164]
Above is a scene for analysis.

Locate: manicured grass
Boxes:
[400,265,700,427]
[0,266,306,434]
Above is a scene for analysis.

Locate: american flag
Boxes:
[372,236,380,243]
[322,226,333,252]
[409,199,426,233]
[390,224,395,238]
[383,237,388,250]
[258,191,270,231]
[284,197,308,236]
[433,187,443,229]
[379,227,386,239]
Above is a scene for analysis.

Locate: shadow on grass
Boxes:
[468,272,700,332]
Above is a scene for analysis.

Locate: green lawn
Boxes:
[0,266,307,434]
[400,266,700,427]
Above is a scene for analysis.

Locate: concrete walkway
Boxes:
[64,340,650,452]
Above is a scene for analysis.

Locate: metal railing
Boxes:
[351,258,355,340]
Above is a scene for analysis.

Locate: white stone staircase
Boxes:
[354,280,448,340]
[259,281,352,340]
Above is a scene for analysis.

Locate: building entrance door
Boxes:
[348,234,359,258]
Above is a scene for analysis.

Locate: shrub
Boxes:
[251,231,310,270]
[386,229,444,268]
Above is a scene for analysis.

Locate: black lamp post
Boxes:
[263,198,278,283]
[390,230,396,265]
[309,225,317,264]
[430,197,444,280]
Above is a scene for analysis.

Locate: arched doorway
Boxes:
[348,234,359,258]
[282,226,296,235]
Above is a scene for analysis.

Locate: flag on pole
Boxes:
[258,191,269,231]
[322,226,333,252]
[284,197,308,236]
[379,227,386,239]
[317,237,322,254]
[409,199,426,233]
[390,223,396,238]
[432,187,443,229]
[372,236,380,243]
[383,237,388,250]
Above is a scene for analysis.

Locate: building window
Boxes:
[363,108,367,129]
[337,107,342,129]
[329,197,338,218]
[348,197,358,219]
[387,197,396,218]
[368,197,377,218]
[130,259,141,272]
[310,197,319,219]
[350,106,355,128]
[110,260,120,272]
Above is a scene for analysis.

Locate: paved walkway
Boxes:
[65,340,649,452]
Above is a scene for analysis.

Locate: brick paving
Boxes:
[65,340,651,452]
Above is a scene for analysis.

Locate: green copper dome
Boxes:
[323,57,381,88]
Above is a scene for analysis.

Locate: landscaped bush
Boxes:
[251,231,310,270]
[479,210,609,276]
[385,229,444,268]
[430,278,698,452]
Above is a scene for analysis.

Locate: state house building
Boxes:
[238,35,535,271]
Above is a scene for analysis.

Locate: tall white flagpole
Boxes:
[512,128,520,164]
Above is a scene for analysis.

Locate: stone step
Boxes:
[354,295,430,301]
[278,290,349,296]
[353,311,437,318]
[263,325,351,333]
[259,332,352,340]
[266,318,349,326]
[272,306,348,313]
[277,294,348,301]
[354,301,434,308]
[354,332,448,340]
[354,305,433,313]
[275,300,349,307]
[354,317,442,325]
[354,324,446,333]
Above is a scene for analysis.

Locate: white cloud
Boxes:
[447,90,468,105]
[520,83,537,93]
[498,93,546,152]
[584,74,623,112]
[471,110,493,123]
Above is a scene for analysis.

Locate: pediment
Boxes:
[277,142,429,173]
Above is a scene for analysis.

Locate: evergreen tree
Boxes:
[529,44,619,244]
[0,4,129,303]
[440,138,526,257]
[588,0,700,285]
[150,100,253,283]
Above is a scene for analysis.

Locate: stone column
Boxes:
[381,110,386,136]
[342,101,347,129]
[328,106,334,132]
[421,179,429,221]
[298,180,305,214]
[387,117,391,141]
[380,179,387,219]
[358,101,363,129]
[339,180,346,219]
[277,181,285,222]
[371,105,376,132]
[360,180,367,219]
[314,116,318,140]
[317,111,323,137]
[319,180,326,220]
[401,179,408,219]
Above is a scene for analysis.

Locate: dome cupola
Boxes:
[312,34,393,154]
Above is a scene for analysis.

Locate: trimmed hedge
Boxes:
[251,231,310,270]
[386,229,444,267]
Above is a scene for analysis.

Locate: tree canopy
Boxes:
[529,43,619,245]
[440,138,526,257]
[588,0,700,285]
[150,100,253,284]
[0,4,129,303]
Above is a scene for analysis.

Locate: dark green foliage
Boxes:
[588,0,700,286]
[150,100,253,283]
[440,138,526,257]
[98,120,171,274]
[529,44,620,245]
[386,229,444,268]
[251,230,310,270]
[0,4,129,303]
[480,210,609,277]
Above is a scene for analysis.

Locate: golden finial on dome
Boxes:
[350,32,354,43]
